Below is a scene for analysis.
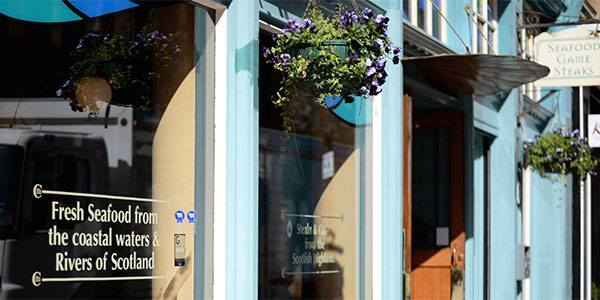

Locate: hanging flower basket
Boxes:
[524,128,599,180]
[263,7,401,132]
[57,23,181,114]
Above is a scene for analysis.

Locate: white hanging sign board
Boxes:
[588,114,600,148]
[534,28,600,87]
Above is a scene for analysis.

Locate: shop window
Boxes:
[0,2,212,298]
[405,0,446,41]
[258,30,373,299]
[470,0,498,54]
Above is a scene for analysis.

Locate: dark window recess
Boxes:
[0,145,24,227]
[412,126,450,249]
[31,149,89,231]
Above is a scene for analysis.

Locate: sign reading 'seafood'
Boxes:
[534,27,600,87]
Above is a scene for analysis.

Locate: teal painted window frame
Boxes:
[220,0,405,298]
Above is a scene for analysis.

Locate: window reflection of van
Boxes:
[0,129,151,299]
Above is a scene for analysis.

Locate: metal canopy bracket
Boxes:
[518,92,556,132]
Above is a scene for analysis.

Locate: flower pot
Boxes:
[293,40,353,94]
[293,39,349,62]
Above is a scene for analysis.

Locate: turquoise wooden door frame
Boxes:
[372,1,404,299]
[223,0,259,299]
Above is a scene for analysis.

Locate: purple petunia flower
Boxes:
[280,54,291,66]
[283,19,300,33]
[580,157,584,162]
[272,32,280,40]
[523,144,528,149]
[341,12,352,28]
[371,80,382,90]
[374,14,389,28]
[262,47,270,58]
[365,58,374,67]
[393,55,400,64]
[572,129,580,136]
[394,46,402,54]
[350,11,359,23]
[386,44,394,52]
[358,86,368,95]
[377,57,386,69]
[547,154,552,159]
[366,67,377,77]
[300,19,314,30]
[374,38,383,48]
[556,148,563,153]
[359,15,369,24]
[363,7,373,17]
[349,53,359,60]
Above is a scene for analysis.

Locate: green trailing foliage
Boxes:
[263,8,401,132]
[57,21,181,113]
[524,128,599,182]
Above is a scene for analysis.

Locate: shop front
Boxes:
[0,1,218,298]
[0,0,556,299]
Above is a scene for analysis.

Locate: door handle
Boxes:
[451,243,463,267]
[451,243,463,287]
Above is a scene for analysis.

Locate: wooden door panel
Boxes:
[407,110,464,300]
[412,248,452,267]
[411,267,451,299]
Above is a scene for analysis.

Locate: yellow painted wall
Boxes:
[152,67,196,300]
[313,149,359,299]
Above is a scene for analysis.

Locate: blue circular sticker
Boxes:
[187,211,197,224]
[175,210,185,223]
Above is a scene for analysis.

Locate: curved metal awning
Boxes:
[402,54,550,97]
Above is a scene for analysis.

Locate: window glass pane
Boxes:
[418,0,426,30]
[432,0,441,39]
[0,145,23,227]
[258,31,372,299]
[0,3,206,298]
[403,0,410,21]
[412,127,450,248]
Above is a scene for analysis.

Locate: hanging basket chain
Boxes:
[303,0,361,18]
[302,0,317,19]
[350,0,360,14]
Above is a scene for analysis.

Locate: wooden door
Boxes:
[404,109,465,300]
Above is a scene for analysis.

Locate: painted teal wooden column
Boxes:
[372,1,403,298]
[225,0,259,299]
